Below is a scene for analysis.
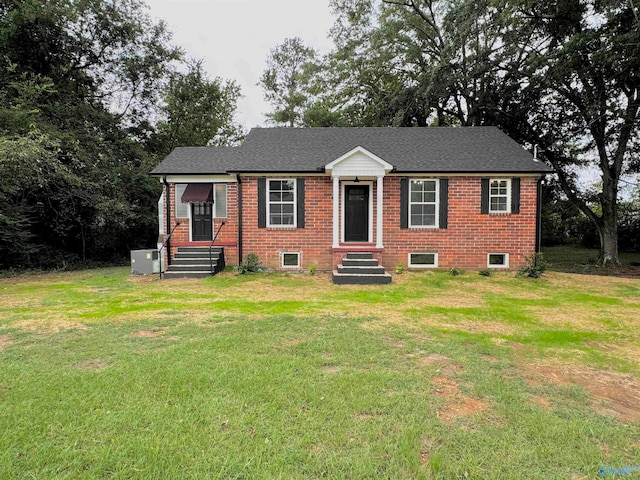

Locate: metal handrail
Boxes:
[209,221,226,274]
[158,222,180,278]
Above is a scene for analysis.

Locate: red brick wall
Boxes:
[164,176,539,271]
[242,177,334,270]
[381,176,538,270]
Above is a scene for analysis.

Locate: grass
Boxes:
[543,245,640,276]
[0,265,639,479]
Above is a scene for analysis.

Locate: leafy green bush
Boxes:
[449,267,461,276]
[239,253,261,274]
[479,269,491,277]
[518,252,549,278]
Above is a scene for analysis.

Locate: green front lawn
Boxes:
[0,268,638,479]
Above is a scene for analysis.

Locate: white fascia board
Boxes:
[164,174,237,183]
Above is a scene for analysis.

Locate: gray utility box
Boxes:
[131,249,160,275]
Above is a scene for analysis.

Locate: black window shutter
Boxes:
[400,178,409,229]
[257,178,266,228]
[511,177,521,214]
[439,178,448,229]
[480,178,489,214]
[296,178,305,228]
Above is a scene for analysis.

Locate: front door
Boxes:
[344,185,369,242]
[192,203,213,241]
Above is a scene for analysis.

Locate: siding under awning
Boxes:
[181,183,213,203]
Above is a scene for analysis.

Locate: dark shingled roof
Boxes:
[150,127,552,175]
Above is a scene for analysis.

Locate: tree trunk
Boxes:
[597,165,621,266]
[596,215,619,266]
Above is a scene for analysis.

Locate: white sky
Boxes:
[145,0,336,129]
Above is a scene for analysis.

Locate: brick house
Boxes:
[150,127,551,282]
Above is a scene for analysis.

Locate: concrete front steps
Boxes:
[163,247,225,279]
[332,252,392,285]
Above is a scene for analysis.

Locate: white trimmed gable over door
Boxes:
[324,146,393,178]
[325,147,394,249]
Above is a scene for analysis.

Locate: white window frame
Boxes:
[267,179,297,228]
[409,179,439,228]
[487,253,509,268]
[214,184,227,218]
[489,179,511,214]
[281,252,301,269]
[408,252,438,268]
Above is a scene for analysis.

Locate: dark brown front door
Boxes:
[344,185,369,242]
[192,203,213,241]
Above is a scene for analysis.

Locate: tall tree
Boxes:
[0,0,181,268]
[321,0,640,265]
[259,37,317,127]
[151,60,243,155]
[504,0,640,265]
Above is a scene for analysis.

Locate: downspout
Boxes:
[237,175,243,267]
[535,177,543,253]
[163,176,172,265]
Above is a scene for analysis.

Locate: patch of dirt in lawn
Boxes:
[521,363,640,423]
[16,319,89,333]
[438,321,518,335]
[321,365,341,374]
[419,353,450,364]
[530,394,553,409]
[355,412,383,421]
[127,275,160,283]
[432,375,488,421]
[0,334,14,350]
[73,359,109,370]
[132,327,170,337]
[419,436,440,466]
[530,304,640,334]
[546,271,639,293]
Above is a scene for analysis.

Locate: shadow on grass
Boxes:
[542,245,640,279]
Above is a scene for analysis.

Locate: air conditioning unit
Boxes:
[131,249,160,275]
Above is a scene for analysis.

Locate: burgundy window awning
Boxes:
[181,183,213,203]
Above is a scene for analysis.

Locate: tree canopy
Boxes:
[0,0,242,269]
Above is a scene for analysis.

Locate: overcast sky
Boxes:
[146,0,336,129]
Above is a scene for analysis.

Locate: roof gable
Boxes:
[325,146,394,177]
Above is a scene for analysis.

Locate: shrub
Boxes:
[239,253,260,274]
[449,267,461,276]
[395,263,404,274]
[479,269,491,277]
[518,252,549,278]
[308,264,317,275]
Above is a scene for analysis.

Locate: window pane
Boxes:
[214,184,227,218]
[281,191,294,202]
[488,254,506,265]
[270,192,281,202]
[411,253,436,265]
[411,191,423,202]
[491,197,507,211]
[282,204,294,214]
[283,253,299,266]
[282,214,294,225]
[281,180,295,190]
[269,180,282,190]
